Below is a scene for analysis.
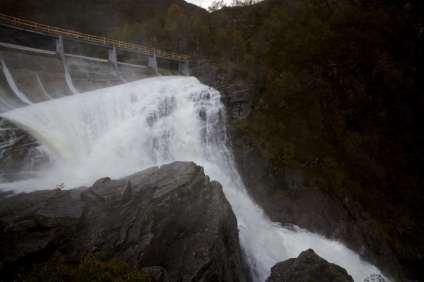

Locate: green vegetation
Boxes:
[22,255,151,282]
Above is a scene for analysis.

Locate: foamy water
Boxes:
[0,76,389,281]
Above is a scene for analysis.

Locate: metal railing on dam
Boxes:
[0,13,190,62]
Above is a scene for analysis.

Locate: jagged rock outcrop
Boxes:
[0,161,245,282]
[266,249,353,282]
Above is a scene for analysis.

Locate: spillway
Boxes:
[0,76,389,282]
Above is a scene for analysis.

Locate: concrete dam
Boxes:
[0,14,190,180]
[0,13,190,112]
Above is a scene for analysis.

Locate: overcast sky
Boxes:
[185,0,232,9]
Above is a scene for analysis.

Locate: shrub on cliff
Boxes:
[22,255,151,282]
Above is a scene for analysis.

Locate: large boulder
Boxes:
[0,162,246,282]
[266,249,353,282]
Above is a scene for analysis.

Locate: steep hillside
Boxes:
[0,0,206,38]
[204,1,424,280]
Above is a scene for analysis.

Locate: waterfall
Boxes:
[0,76,389,282]
[1,59,33,105]
[36,74,54,100]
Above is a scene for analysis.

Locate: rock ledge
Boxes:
[0,162,245,282]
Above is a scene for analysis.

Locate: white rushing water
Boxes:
[0,76,388,281]
[1,59,33,105]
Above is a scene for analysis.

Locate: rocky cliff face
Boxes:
[0,162,246,282]
[266,249,354,282]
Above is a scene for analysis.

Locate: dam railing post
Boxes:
[56,36,64,56]
[178,60,190,76]
[108,47,126,83]
[55,36,79,95]
[148,50,158,73]
[108,47,118,68]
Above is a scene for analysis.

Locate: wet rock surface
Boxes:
[0,118,48,182]
[0,161,246,282]
[266,249,353,282]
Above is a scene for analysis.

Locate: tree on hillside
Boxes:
[209,0,262,12]
[208,0,226,12]
[232,0,261,6]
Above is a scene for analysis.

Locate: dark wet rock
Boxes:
[0,162,245,282]
[0,118,48,182]
[266,249,353,282]
[142,266,170,282]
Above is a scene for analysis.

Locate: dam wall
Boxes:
[0,24,179,111]
[0,22,185,180]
